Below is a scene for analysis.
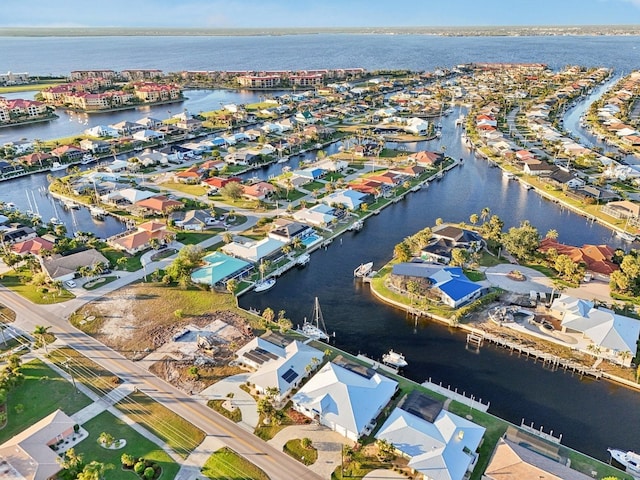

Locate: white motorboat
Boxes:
[296,253,310,267]
[382,349,408,368]
[50,161,67,172]
[254,277,276,292]
[300,297,330,341]
[608,448,640,476]
[80,154,94,165]
[354,261,374,278]
[50,217,64,226]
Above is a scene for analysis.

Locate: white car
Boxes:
[65,280,77,288]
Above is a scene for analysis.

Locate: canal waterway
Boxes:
[2,33,640,460]
[240,107,640,461]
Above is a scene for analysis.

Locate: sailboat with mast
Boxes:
[301,297,330,341]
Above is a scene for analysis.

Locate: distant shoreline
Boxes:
[1,25,640,37]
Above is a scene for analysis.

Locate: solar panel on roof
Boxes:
[281,368,298,384]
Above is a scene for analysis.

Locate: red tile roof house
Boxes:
[349,180,383,197]
[515,150,535,162]
[409,151,443,167]
[18,152,54,167]
[368,171,404,186]
[242,181,276,201]
[173,165,202,184]
[50,145,86,162]
[133,195,183,216]
[108,221,173,255]
[203,176,242,189]
[12,237,54,256]
[390,165,427,177]
[538,238,619,277]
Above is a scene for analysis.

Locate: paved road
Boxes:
[0,216,322,480]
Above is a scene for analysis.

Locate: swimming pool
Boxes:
[301,233,323,248]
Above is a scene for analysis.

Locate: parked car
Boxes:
[65,280,77,288]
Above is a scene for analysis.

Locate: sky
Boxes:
[1,0,640,28]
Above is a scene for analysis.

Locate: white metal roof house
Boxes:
[550,294,640,366]
[291,357,398,441]
[221,236,286,263]
[236,332,323,401]
[376,392,486,480]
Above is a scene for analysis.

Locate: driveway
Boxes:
[198,373,258,431]
[268,423,350,480]
[483,264,552,294]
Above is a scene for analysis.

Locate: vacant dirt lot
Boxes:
[72,283,259,390]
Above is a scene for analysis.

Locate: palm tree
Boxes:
[545,229,559,240]
[32,325,51,355]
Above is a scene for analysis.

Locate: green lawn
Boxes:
[115,391,205,459]
[0,268,75,304]
[74,411,180,480]
[0,359,92,443]
[0,81,65,93]
[100,247,143,272]
[175,231,217,245]
[163,181,208,197]
[201,447,269,480]
[207,399,242,423]
[49,347,121,396]
[83,276,118,291]
[283,439,318,465]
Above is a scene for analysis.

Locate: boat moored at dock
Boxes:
[382,349,408,368]
[607,448,640,476]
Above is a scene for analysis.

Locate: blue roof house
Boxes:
[322,189,368,211]
[429,267,483,308]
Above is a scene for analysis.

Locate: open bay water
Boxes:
[2,33,640,460]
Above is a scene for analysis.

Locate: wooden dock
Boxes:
[467,331,602,379]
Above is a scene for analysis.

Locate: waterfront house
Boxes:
[291,356,398,441]
[134,195,183,216]
[236,332,323,402]
[601,199,640,220]
[136,116,163,129]
[79,138,111,154]
[421,224,485,264]
[544,169,585,190]
[0,409,77,480]
[11,236,54,256]
[409,151,443,167]
[1,226,37,245]
[132,129,165,142]
[522,159,554,176]
[101,187,156,206]
[84,125,120,138]
[268,219,315,244]
[111,120,144,135]
[190,251,253,288]
[376,391,485,480]
[292,204,337,228]
[538,238,618,277]
[550,294,640,366]
[50,145,85,163]
[391,263,484,308]
[224,150,258,166]
[18,152,54,167]
[222,236,286,263]
[322,189,370,211]
[40,248,109,282]
[484,431,593,480]
[404,117,430,135]
[108,221,172,255]
[169,209,217,231]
